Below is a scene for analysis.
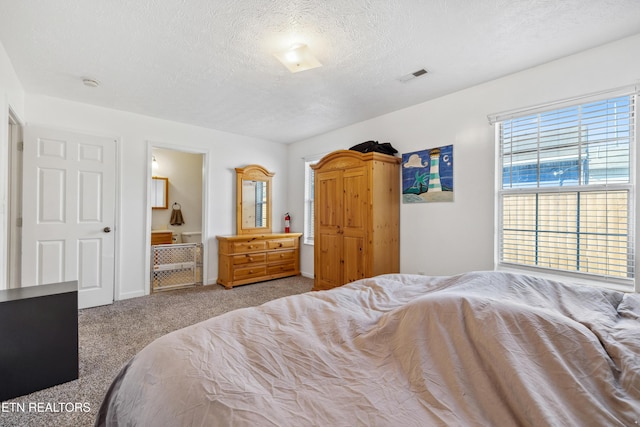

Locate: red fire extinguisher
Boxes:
[284,212,291,233]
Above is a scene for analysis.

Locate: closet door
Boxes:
[22,126,116,309]
[314,169,343,290]
[342,166,367,283]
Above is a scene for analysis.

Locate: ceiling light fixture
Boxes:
[273,44,322,73]
[82,78,100,88]
[152,155,159,170]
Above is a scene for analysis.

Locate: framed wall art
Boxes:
[402,145,453,203]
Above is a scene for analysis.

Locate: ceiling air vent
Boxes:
[398,68,429,83]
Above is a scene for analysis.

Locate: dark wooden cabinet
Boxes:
[0,281,78,401]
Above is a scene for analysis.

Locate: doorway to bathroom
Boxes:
[146,143,208,294]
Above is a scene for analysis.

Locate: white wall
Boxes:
[0,42,24,118]
[289,34,640,287]
[24,94,289,299]
[0,41,25,288]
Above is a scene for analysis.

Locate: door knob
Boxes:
[103,227,111,233]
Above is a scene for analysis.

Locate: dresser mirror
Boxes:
[151,176,169,209]
[236,165,274,235]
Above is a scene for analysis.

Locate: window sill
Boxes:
[496,264,636,293]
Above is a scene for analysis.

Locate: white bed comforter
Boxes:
[96,272,640,426]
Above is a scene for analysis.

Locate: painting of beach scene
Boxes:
[402,145,453,203]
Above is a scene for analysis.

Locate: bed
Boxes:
[95,271,640,426]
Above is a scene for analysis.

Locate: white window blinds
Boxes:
[304,160,316,245]
[497,94,635,282]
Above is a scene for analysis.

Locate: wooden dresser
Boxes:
[217,233,302,289]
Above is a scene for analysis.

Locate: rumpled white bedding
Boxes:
[95,272,640,426]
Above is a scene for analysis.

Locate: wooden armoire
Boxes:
[312,150,400,291]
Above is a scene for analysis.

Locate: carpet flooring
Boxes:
[0,276,313,427]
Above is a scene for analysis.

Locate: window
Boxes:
[496,94,635,285]
[303,159,318,245]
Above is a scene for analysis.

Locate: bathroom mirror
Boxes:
[236,165,274,235]
[151,176,169,209]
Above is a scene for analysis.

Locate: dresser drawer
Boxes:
[234,265,267,281]
[232,241,267,253]
[232,253,266,266]
[267,239,297,250]
[267,250,296,263]
[267,262,296,275]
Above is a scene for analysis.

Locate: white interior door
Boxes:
[22,126,116,309]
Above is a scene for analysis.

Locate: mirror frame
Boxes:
[236,164,274,235]
[151,176,169,210]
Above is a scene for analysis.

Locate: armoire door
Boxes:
[314,169,343,290]
[342,166,367,283]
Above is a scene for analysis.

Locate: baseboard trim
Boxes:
[117,290,145,301]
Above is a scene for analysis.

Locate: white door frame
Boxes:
[7,108,23,289]
[144,141,209,294]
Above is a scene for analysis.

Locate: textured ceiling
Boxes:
[1,0,639,143]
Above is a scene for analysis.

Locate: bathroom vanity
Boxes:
[151,230,173,245]
[217,164,302,289]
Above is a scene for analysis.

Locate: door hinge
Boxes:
[17,141,24,151]
[16,217,22,227]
